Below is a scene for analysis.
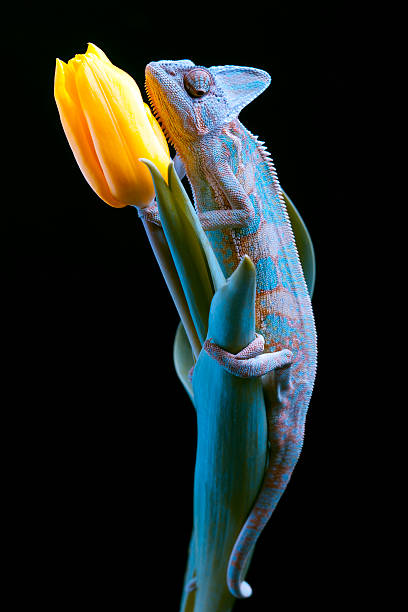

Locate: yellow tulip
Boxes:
[54,43,170,208]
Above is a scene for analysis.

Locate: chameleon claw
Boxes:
[185,577,197,592]
[137,199,162,225]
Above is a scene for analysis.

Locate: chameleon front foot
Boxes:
[137,200,162,225]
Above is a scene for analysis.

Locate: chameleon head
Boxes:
[145,60,271,151]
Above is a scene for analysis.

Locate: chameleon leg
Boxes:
[203,333,293,378]
[198,208,255,231]
[139,191,254,230]
[197,156,257,231]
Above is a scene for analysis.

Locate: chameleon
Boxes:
[142,59,317,599]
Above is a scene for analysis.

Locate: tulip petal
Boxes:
[55,44,170,208]
[54,59,126,208]
[74,54,169,206]
[85,42,111,63]
[104,63,169,168]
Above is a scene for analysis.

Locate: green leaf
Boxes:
[173,322,194,404]
[141,160,224,346]
[167,163,225,292]
[282,189,316,297]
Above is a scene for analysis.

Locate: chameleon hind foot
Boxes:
[203,332,293,378]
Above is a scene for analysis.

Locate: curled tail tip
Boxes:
[239,581,253,598]
[228,579,253,599]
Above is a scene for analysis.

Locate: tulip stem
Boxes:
[140,217,202,360]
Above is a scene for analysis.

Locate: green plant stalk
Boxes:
[191,257,268,612]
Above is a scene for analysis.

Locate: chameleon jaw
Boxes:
[144,61,191,150]
[145,80,175,148]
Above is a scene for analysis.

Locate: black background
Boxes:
[3,2,378,610]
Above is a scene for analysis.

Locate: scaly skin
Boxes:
[144,60,317,599]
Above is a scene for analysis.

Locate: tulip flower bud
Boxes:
[54,43,170,208]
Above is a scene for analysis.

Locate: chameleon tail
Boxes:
[226,467,290,598]
[227,406,304,598]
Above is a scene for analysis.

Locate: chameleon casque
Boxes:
[142,60,317,599]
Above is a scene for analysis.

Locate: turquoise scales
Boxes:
[144,60,317,598]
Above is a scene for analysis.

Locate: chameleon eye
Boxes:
[183,68,213,98]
